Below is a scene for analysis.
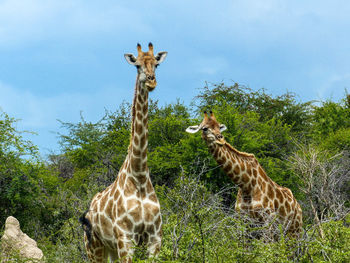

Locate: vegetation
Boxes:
[0,83,349,262]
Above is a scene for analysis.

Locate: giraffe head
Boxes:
[186,111,227,145]
[124,43,167,91]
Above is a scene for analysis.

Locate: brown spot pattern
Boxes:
[144,203,159,222]
[241,173,250,184]
[127,199,140,210]
[118,216,133,231]
[129,208,142,222]
[213,148,219,158]
[276,189,284,203]
[259,167,268,182]
[285,201,291,213]
[131,157,142,172]
[134,223,145,233]
[136,102,141,111]
[133,146,140,156]
[135,123,142,135]
[105,199,114,220]
[267,184,275,199]
[224,162,232,173]
[113,189,120,200]
[149,193,158,203]
[146,224,155,235]
[253,190,262,201]
[279,206,286,217]
[146,180,153,193]
[155,215,162,230]
[263,196,269,207]
[234,165,240,175]
[240,161,245,172]
[100,216,112,237]
[142,104,148,115]
[117,198,125,216]
[119,173,126,188]
[100,194,108,211]
[124,180,137,197]
[246,166,252,175]
[251,178,256,187]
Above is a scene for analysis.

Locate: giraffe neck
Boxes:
[207,141,259,191]
[128,74,149,178]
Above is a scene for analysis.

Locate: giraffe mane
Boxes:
[223,141,256,159]
[129,75,140,150]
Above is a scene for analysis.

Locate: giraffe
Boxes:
[186,111,303,236]
[80,43,167,262]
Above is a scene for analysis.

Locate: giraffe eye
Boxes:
[203,127,208,132]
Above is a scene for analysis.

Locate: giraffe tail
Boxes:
[79,210,92,247]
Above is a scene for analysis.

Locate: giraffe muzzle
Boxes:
[215,135,225,145]
[215,138,226,145]
[145,79,157,91]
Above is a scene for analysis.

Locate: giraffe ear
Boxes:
[186,125,201,133]
[124,53,137,65]
[155,52,167,64]
[219,124,227,132]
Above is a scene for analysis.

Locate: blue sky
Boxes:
[0,0,349,156]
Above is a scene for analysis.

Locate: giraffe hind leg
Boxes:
[146,231,162,258]
[84,232,109,263]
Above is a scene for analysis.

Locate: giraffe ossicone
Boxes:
[186,111,303,236]
[80,43,167,263]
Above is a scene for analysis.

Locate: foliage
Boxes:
[194,82,313,135]
[0,111,61,238]
[1,83,350,262]
[312,99,350,139]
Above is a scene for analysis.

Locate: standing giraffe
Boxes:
[186,111,302,236]
[80,43,167,262]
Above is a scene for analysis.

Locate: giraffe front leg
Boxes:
[117,236,135,263]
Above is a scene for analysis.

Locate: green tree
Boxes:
[0,111,60,238]
[194,82,312,135]
[312,98,350,139]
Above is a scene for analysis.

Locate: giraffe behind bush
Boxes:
[186,111,303,236]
